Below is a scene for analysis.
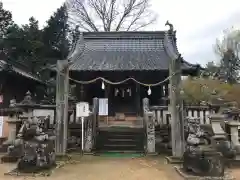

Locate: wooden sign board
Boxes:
[99,98,108,116]
[76,102,90,117]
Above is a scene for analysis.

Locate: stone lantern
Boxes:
[0,99,23,150]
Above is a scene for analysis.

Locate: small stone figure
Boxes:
[183,117,225,177]
[8,115,56,172]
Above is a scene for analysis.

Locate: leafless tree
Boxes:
[66,0,157,31]
[214,27,240,59]
[213,27,240,83]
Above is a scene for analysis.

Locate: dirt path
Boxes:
[230,169,240,180]
[0,156,183,180]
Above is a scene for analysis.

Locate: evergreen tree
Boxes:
[42,4,70,62]
[0,2,13,37]
[3,17,44,72]
[22,17,44,71]
[3,24,24,61]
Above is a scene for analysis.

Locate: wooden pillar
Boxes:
[55,60,69,155]
[103,83,109,117]
[92,97,99,146]
[80,85,84,101]
[104,83,108,98]
[169,57,185,157]
[136,83,141,116]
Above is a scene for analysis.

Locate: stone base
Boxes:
[56,154,71,161]
[145,152,158,156]
[226,159,240,167]
[174,166,235,180]
[1,155,19,163]
[4,163,63,177]
[165,156,183,164]
[83,152,95,155]
[0,145,8,153]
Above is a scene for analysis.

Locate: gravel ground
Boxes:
[0,155,183,180]
[230,169,240,180]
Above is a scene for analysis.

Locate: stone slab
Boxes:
[226,159,240,167]
[174,166,235,180]
[146,152,158,156]
[1,155,19,163]
[83,152,95,155]
[3,161,67,177]
[165,156,183,164]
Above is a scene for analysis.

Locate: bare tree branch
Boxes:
[66,0,157,32]
[214,28,240,59]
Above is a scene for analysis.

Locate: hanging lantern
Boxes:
[101,81,105,90]
[147,86,151,95]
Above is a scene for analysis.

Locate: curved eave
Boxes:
[163,31,202,76]
[163,31,180,60]
[68,32,85,64]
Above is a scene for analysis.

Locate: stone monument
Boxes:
[182,117,225,177]
[14,115,56,172]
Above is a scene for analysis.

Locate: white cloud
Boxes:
[150,0,240,64]
[2,0,240,65]
[2,0,66,27]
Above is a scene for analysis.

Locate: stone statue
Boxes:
[8,115,56,172]
[183,117,225,177]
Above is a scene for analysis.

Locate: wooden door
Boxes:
[109,82,137,116]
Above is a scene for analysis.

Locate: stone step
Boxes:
[96,127,145,152]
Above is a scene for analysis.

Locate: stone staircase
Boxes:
[95,127,145,152]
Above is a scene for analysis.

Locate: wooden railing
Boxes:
[149,105,218,126]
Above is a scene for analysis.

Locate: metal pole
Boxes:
[81,117,84,153]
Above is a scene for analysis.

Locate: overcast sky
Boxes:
[2,0,240,66]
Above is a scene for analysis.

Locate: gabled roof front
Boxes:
[67,26,200,73]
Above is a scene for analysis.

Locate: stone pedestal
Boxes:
[227,121,240,160]
[142,98,156,154]
[145,111,156,154]
[4,115,21,145]
[1,115,22,162]
[209,115,237,161]
[84,117,93,153]
[227,121,240,146]
[209,114,226,140]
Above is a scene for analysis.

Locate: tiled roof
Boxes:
[68,31,200,72]
[0,60,44,83]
